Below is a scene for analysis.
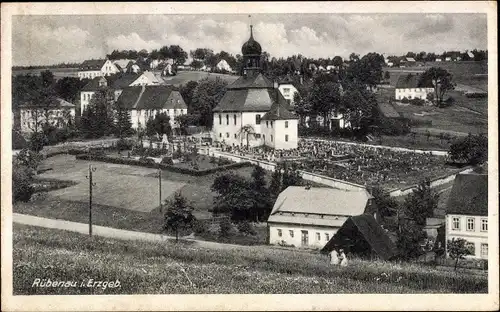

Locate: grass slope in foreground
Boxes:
[13,224,487,295]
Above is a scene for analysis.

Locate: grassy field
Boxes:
[160,70,239,86]
[13,224,488,295]
[12,67,79,80]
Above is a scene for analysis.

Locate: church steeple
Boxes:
[241,22,262,77]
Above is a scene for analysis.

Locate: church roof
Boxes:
[214,86,290,113]
[261,101,298,120]
[241,25,262,55]
[228,73,274,89]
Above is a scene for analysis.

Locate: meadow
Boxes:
[13,224,488,295]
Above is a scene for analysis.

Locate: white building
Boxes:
[112,59,134,73]
[115,85,187,130]
[435,58,442,62]
[445,173,488,260]
[17,98,76,133]
[80,76,109,114]
[112,72,162,101]
[77,59,120,80]
[212,25,298,150]
[216,59,232,72]
[394,74,434,100]
[277,78,299,106]
[267,186,374,249]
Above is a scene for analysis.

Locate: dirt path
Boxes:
[12,213,244,250]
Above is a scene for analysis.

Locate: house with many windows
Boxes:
[394,74,434,101]
[115,85,187,130]
[80,76,109,115]
[267,186,374,249]
[277,77,299,106]
[445,173,488,259]
[212,25,298,149]
[77,59,120,80]
[17,98,75,133]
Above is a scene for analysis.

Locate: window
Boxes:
[452,217,460,230]
[263,134,266,141]
[219,114,222,125]
[285,135,289,142]
[466,242,475,255]
[466,218,475,231]
[266,120,269,127]
[255,114,261,125]
[254,134,261,139]
[481,219,488,232]
[226,132,230,138]
[270,135,273,142]
[219,133,222,138]
[285,121,289,128]
[277,229,282,237]
[234,114,237,125]
[289,230,294,238]
[481,243,488,257]
[325,233,330,241]
[226,114,229,125]
[316,232,321,241]
[234,134,237,139]
[270,121,273,127]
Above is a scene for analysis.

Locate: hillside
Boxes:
[159,70,239,86]
[13,224,487,295]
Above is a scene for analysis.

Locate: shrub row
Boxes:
[465,92,487,98]
[75,154,252,176]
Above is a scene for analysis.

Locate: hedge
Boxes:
[75,154,252,176]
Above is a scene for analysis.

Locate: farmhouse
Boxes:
[18,97,75,133]
[216,59,232,72]
[80,76,109,114]
[77,59,120,80]
[445,173,488,259]
[321,214,397,260]
[267,186,374,249]
[212,25,298,149]
[277,76,299,106]
[115,85,187,130]
[394,74,434,100]
[112,59,134,72]
[112,72,162,101]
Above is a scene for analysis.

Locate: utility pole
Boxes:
[86,164,97,236]
[158,167,162,213]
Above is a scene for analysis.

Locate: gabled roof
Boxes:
[395,74,433,89]
[113,59,134,70]
[228,73,274,89]
[80,59,107,70]
[213,87,288,113]
[116,86,187,110]
[446,173,488,216]
[18,97,75,109]
[112,74,142,89]
[321,214,398,260]
[81,77,108,91]
[406,57,416,62]
[261,101,298,120]
[269,186,372,217]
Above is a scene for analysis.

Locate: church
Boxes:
[212,25,298,150]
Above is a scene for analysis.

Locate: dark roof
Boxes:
[112,74,141,89]
[446,173,488,216]
[241,26,262,55]
[213,87,289,113]
[377,102,401,118]
[116,86,187,110]
[228,73,274,90]
[79,59,107,70]
[395,74,433,89]
[321,214,398,260]
[18,97,75,109]
[81,77,108,91]
[261,102,298,120]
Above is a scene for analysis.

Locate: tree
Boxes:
[384,71,391,80]
[152,112,172,138]
[190,48,214,63]
[419,67,455,104]
[371,187,398,220]
[190,60,203,70]
[333,56,343,68]
[190,78,228,128]
[12,160,35,203]
[308,81,342,129]
[448,133,488,165]
[114,102,133,138]
[447,238,473,271]
[180,80,199,109]
[163,192,195,241]
[269,168,283,199]
[251,166,272,221]
[396,221,427,260]
[238,124,255,147]
[342,82,378,132]
[168,45,188,66]
[28,131,48,153]
[54,77,88,103]
[78,89,115,138]
[403,180,439,227]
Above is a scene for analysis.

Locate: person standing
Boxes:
[330,249,340,265]
[340,249,349,267]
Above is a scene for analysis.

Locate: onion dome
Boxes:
[241,25,262,55]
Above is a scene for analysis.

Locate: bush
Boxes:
[378,118,410,136]
[192,220,209,235]
[401,97,409,104]
[438,96,455,108]
[237,221,256,236]
[219,218,232,237]
[161,157,174,165]
[116,139,133,151]
[13,164,34,203]
[465,92,487,98]
[410,98,425,106]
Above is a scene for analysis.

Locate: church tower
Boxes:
[241,25,262,77]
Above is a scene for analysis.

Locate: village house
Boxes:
[212,25,298,149]
[115,85,187,130]
[215,59,232,72]
[277,77,299,106]
[17,98,76,133]
[80,76,109,114]
[111,72,162,101]
[112,59,135,73]
[267,186,374,249]
[394,74,434,101]
[77,59,120,80]
[445,173,488,260]
[321,214,397,260]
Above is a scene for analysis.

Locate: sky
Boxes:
[12,13,487,66]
